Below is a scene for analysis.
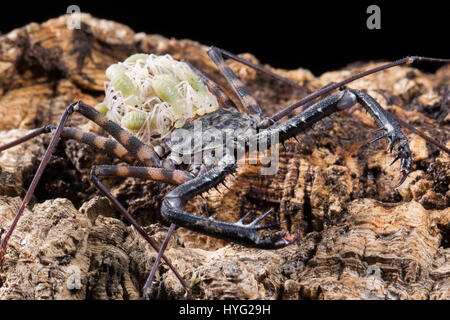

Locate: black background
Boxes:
[0,1,448,75]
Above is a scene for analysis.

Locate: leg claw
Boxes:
[391,167,410,189]
[237,208,297,249]
[368,129,412,190]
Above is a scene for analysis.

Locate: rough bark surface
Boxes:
[0,14,449,300]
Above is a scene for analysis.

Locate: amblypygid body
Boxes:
[0,46,448,298]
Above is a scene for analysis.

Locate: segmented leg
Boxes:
[0,125,55,152]
[253,89,412,187]
[90,168,192,297]
[92,165,191,185]
[218,47,305,90]
[238,53,449,155]
[61,127,136,163]
[207,46,263,117]
[0,125,136,163]
[143,223,176,300]
[386,113,450,155]
[0,101,193,297]
[351,89,412,187]
[159,92,370,249]
[0,102,78,262]
[270,56,450,122]
[183,60,236,109]
[73,102,160,167]
[161,155,297,249]
[92,164,194,297]
[206,49,449,155]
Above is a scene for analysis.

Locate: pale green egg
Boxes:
[124,53,149,65]
[152,74,186,119]
[105,64,127,80]
[124,94,140,107]
[95,102,109,116]
[106,64,134,97]
[121,110,147,131]
[111,73,134,97]
[182,70,207,93]
[152,74,180,104]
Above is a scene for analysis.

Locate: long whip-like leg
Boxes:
[207,46,263,117]
[143,223,176,300]
[0,101,193,297]
[91,167,192,298]
[92,165,192,297]
[249,55,450,155]
[0,125,54,152]
[0,126,136,163]
[0,102,78,261]
[209,49,450,155]
[270,56,450,122]
[209,51,448,123]
[0,101,160,260]
[218,47,305,90]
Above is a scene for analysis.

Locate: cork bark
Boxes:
[0,14,448,300]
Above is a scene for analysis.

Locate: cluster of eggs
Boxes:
[95,53,219,145]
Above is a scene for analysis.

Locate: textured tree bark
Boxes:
[0,14,448,300]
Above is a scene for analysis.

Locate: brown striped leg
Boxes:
[92,165,192,185]
[91,165,193,298]
[143,223,175,300]
[207,46,263,117]
[61,127,135,163]
[183,60,236,109]
[74,102,161,167]
[0,126,156,165]
[0,125,136,164]
[0,125,133,163]
[68,105,200,296]
[0,102,179,295]
[0,104,160,167]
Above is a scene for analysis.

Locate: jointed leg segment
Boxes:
[0,125,135,163]
[0,101,192,297]
[0,102,78,262]
[253,88,412,187]
[0,125,55,152]
[207,46,263,117]
[217,48,448,183]
[269,56,450,123]
[74,102,161,167]
[161,154,296,249]
[183,60,236,109]
[90,169,192,297]
[92,165,192,185]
